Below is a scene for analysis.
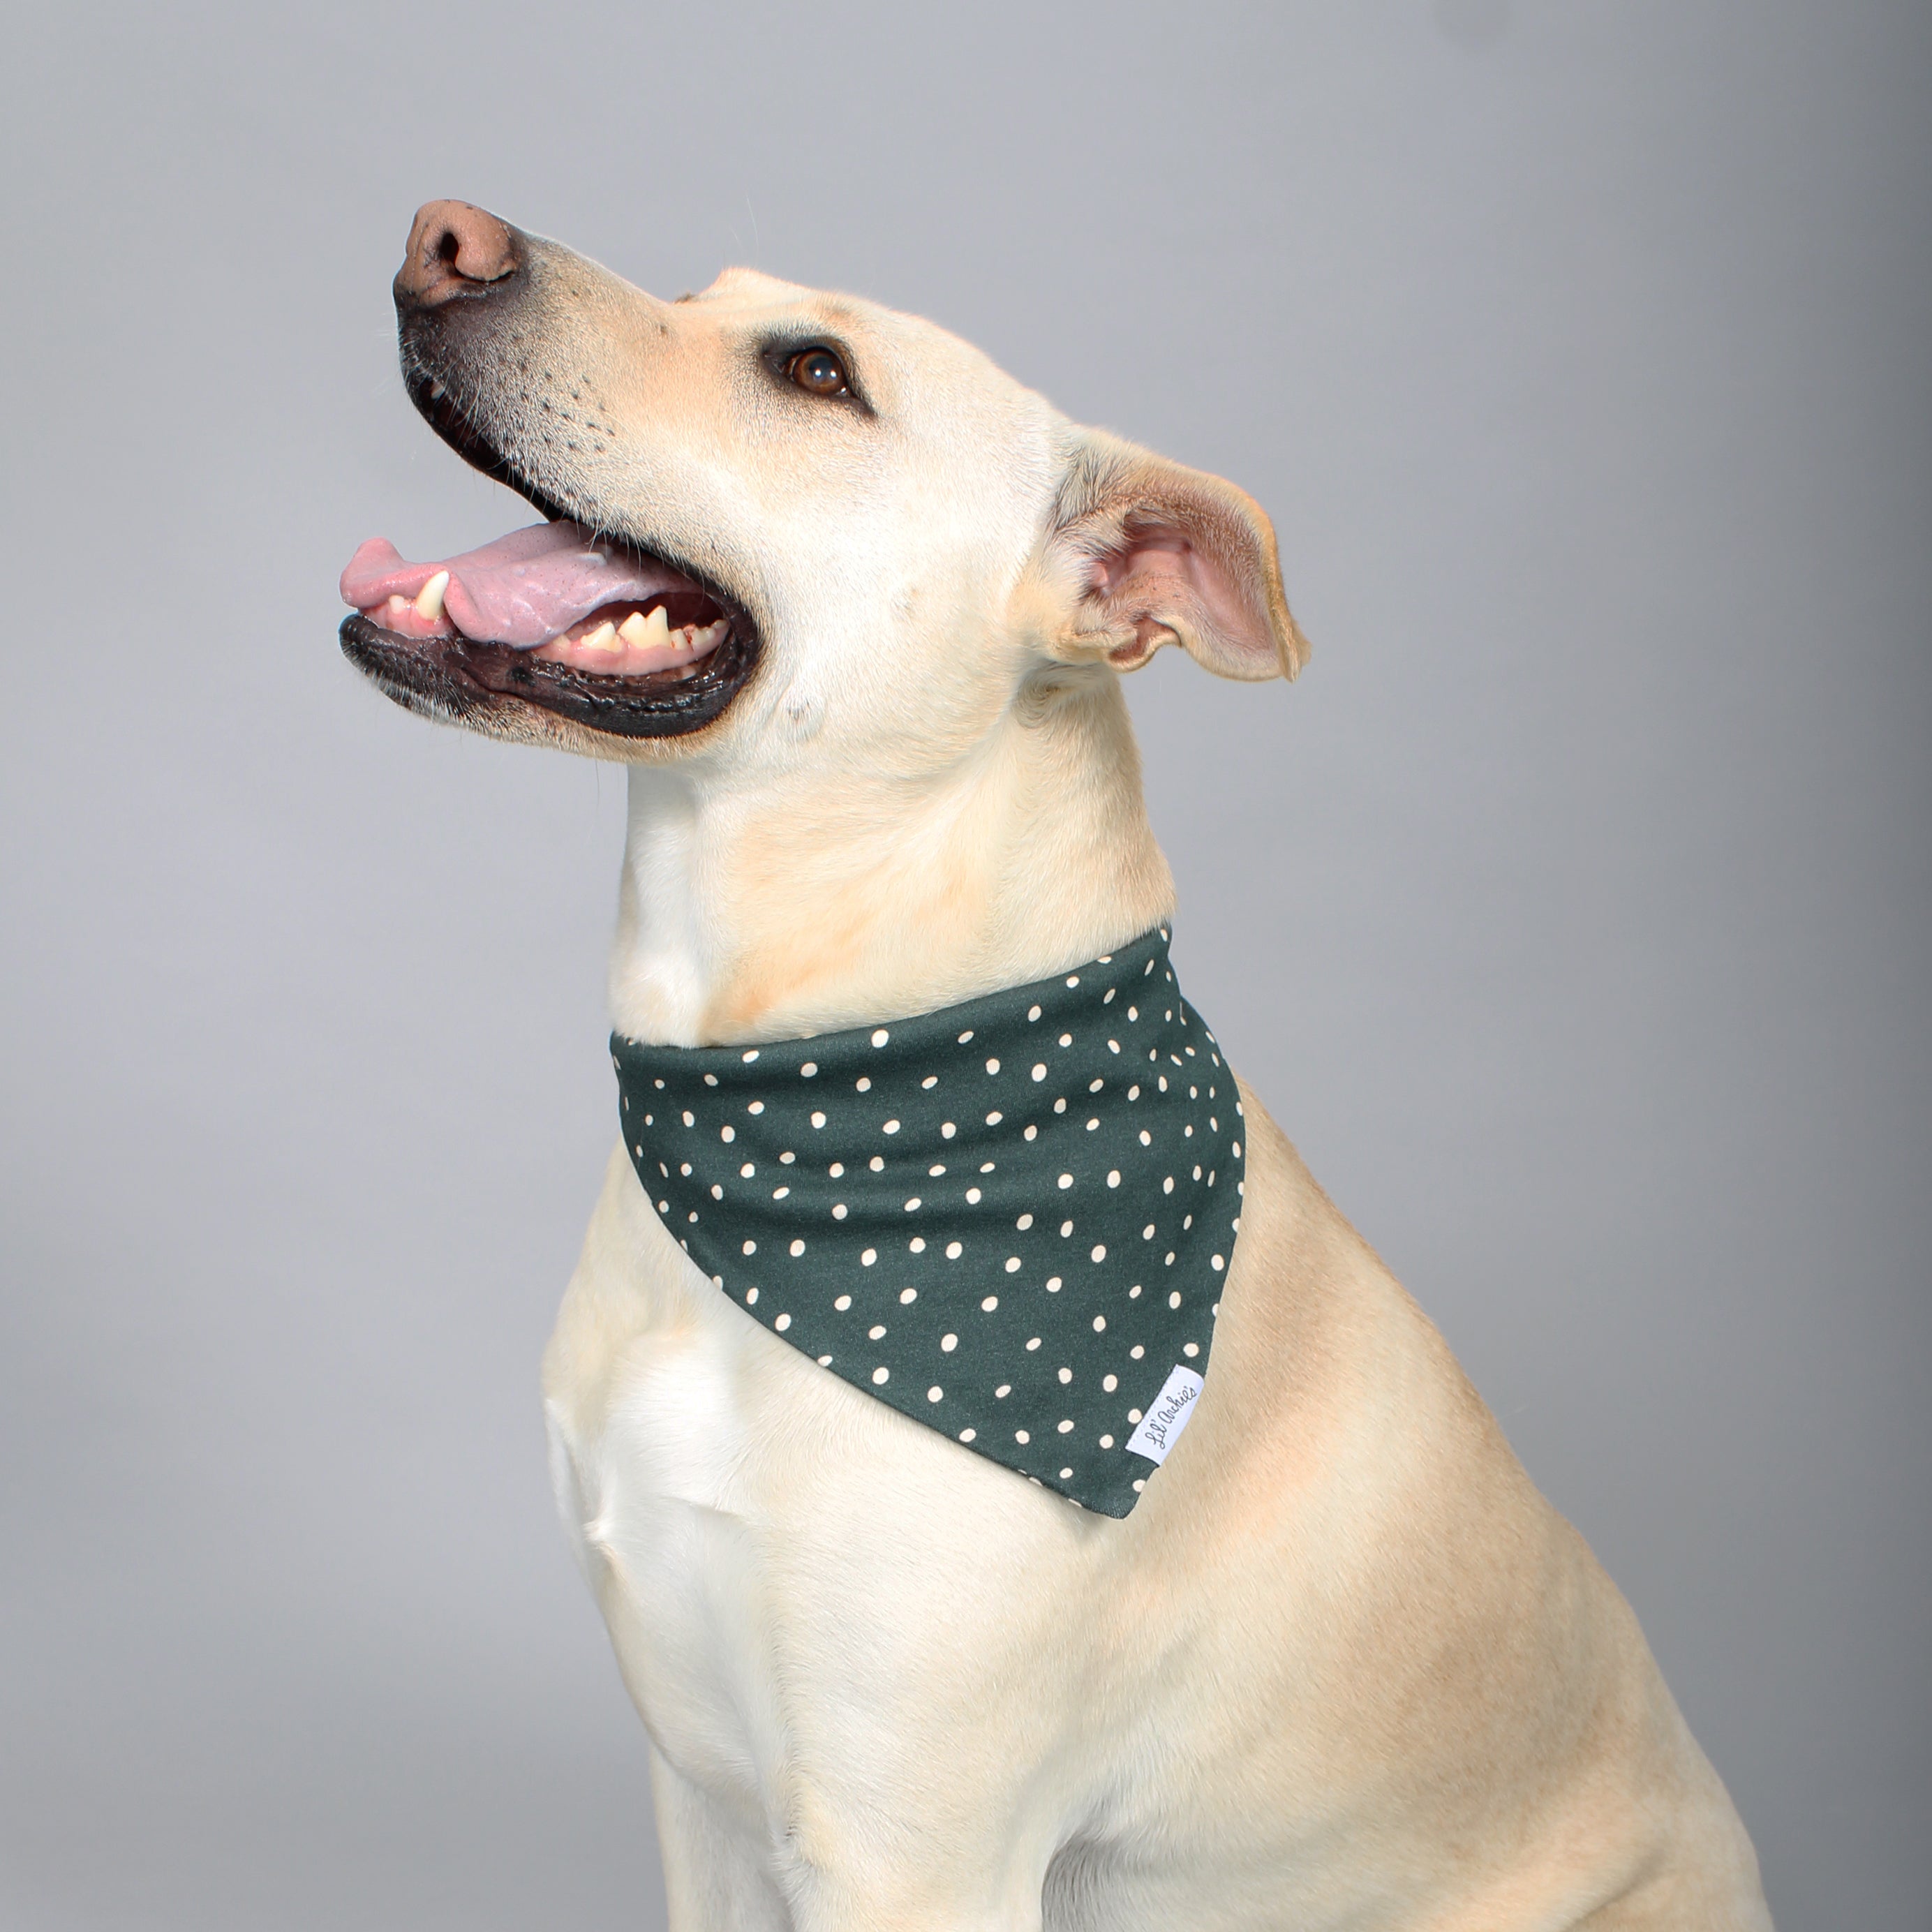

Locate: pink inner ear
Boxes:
[1097,524,1274,669]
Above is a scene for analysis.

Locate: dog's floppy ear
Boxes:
[1037,430,1309,681]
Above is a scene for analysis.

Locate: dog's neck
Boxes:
[609,675,1175,1046]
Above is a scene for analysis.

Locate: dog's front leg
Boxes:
[651,1746,798,1932]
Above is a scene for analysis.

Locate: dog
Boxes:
[339,200,1773,1931]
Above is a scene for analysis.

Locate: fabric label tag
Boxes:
[1126,1365,1205,1465]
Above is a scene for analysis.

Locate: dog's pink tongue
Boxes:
[339,521,694,647]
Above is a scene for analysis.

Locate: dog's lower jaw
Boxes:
[607,673,1175,1048]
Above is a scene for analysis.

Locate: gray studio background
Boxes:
[3,3,1926,1927]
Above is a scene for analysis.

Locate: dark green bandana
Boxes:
[610,927,1244,1517]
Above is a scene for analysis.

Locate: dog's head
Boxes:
[341,201,1308,770]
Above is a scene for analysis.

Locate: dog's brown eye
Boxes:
[789,348,849,396]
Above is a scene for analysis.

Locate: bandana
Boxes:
[610,927,1244,1516]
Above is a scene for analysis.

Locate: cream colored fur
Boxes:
[406,232,1771,1928]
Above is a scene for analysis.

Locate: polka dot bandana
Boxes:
[610,926,1244,1517]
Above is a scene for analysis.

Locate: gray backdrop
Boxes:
[3,3,1925,1927]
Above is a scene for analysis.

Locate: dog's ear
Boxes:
[1035,430,1309,682]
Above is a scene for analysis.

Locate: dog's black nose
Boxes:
[394,200,519,312]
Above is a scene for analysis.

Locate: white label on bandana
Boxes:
[1126,1365,1205,1465]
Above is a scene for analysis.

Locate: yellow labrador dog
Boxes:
[340,202,1771,1931]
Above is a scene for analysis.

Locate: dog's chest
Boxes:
[542,1164,1118,1845]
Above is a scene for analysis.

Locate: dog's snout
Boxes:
[395,200,519,312]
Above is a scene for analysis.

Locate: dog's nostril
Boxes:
[436,230,461,266]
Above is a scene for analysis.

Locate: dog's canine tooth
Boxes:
[617,611,651,646]
[584,620,620,652]
[641,604,672,649]
[413,570,450,621]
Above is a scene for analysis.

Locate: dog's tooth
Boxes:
[692,618,727,650]
[617,611,651,646]
[584,620,619,651]
[641,604,671,649]
[413,570,449,621]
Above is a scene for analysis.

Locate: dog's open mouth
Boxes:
[339,380,758,741]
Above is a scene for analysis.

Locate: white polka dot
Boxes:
[1025,1337,1041,1351]
[1016,1213,1034,1231]
[745,1287,759,1304]
[1091,1244,1107,1262]
[832,1203,847,1218]
[1060,1032,1073,1047]
[1169,1291,1182,1309]
[981,1295,998,1311]
[1139,1130,1152,1145]
[1060,1467,1073,1480]
[720,1124,735,1143]
[986,1111,1003,1125]
[966,1187,982,1203]
[921,1075,938,1089]
[1057,1173,1073,1189]
[681,1110,695,1127]
[801,1062,817,1077]
[1004,1256,1022,1273]
[1131,1344,1145,1360]
[1046,1276,1062,1292]
[862,1249,877,1265]
[834,1294,852,1311]
[856,1076,872,1092]
[1031,1063,1046,1081]
[872,1367,890,1385]
[1065,976,1079,988]
[1027,1004,1041,1021]
[811,1111,827,1128]
[1143,1224,1155,1240]
[1099,1434,1115,1449]
[789,1238,805,1256]
[1183,1342,1200,1358]
[960,1427,976,1442]
[941,1333,958,1352]
[870,1155,885,1171]
[883,1119,901,1134]
[1128,1408,1143,1423]
[1054,1099,1067,1114]
[1102,1374,1117,1392]
[818,1353,833,1366]
[1024,1125,1038,1141]
[986,1057,1001,1075]
[958,1030,974,1045]
[905,1196,921,1212]
[1211,1254,1226,1271]
[739,1161,755,1177]
[1133,1478,1145,1494]
[710,1184,723,1200]
[900,1288,918,1304]
[871,1027,890,1047]
[1093,1316,1107,1332]
[1057,1419,1074,1434]
[1107,1170,1121,1189]
[775,1312,791,1331]
[1060,1220,1073,1237]
[927,1385,943,1402]
[704,1073,718,1087]
[1057,1367,1073,1384]
[942,1122,957,1138]
[945,1240,963,1259]
[1016,1429,1030,1443]
[742,1240,757,1255]
[1089,1078,1104,1093]
[869,1324,886,1339]
[780,1151,796,1164]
